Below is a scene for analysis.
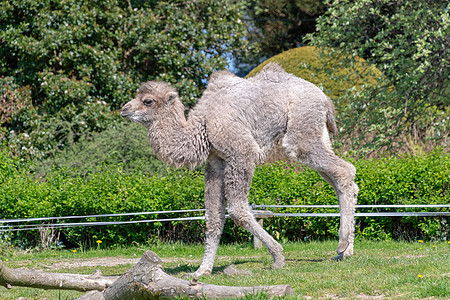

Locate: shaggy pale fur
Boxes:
[121,63,359,277]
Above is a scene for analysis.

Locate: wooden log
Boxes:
[1,251,293,299]
[85,251,293,300]
[0,260,116,292]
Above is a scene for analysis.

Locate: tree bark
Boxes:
[1,251,294,299]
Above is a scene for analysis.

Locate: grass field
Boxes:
[1,240,449,299]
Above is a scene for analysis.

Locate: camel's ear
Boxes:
[166,92,178,104]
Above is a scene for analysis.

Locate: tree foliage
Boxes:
[245,0,325,64]
[308,0,449,155]
[0,0,252,160]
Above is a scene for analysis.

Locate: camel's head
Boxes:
[120,81,182,124]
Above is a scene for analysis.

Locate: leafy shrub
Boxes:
[34,121,166,177]
[0,161,206,248]
[8,99,116,161]
[0,149,448,248]
[307,0,449,154]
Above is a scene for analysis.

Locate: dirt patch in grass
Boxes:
[37,256,201,271]
[40,257,141,270]
[12,255,265,271]
[355,293,384,299]
[305,292,385,299]
[305,293,385,299]
[389,255,427,259]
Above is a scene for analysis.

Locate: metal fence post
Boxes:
[252,210,274,249]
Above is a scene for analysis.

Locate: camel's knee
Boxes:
[338,160,356,182]
[334,161,358,199]
[205,217,225,236]
[345,161,356,177]
[345,162,358,192]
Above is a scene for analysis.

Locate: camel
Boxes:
[120,63,359,277]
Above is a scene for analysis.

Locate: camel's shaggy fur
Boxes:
[121,63,359,277]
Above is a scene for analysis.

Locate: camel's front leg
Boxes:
[224,158,285,269]
[193,158,226,277]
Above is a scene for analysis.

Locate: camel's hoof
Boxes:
[271,258,286,269]
[333,249,353,261]
[332,253,344,261]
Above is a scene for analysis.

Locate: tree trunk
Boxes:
[1,251,293,299]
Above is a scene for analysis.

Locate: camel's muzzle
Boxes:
[120,104,133,119]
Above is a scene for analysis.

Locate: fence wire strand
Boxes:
[1,205,449,233]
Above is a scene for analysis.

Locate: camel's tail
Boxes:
[325,97,338,135]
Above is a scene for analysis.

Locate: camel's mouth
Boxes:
[120,109,145,124]
[120,104,136,120]
[120,109,133,119]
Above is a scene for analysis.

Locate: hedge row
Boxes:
[0,149,448,248]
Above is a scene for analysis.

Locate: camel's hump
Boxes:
[251,62,291,83]
[207,69,242,91]
[209,69,236,82]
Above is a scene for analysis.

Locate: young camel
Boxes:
[120,63,359,277]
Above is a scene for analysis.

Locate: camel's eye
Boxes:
[143,99,154,106]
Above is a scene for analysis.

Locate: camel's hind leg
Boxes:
[224,158,285,269]
[193,157,226,277]
[283,127,358,259]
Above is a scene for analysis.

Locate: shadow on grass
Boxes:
[286,258,326,263]
[164,258,267,275]
[164,256,329,276]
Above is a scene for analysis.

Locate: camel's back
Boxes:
[198,67,289,129]
[193,63,329,160]
[197,63,322,121]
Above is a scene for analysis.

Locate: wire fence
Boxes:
[253,204,450,217]
[1,204,449,233]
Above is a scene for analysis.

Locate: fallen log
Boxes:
[0,261,116,291]
[1,251,293,299]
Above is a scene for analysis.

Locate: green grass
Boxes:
[1,240,449,299]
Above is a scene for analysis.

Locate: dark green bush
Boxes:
[253,150,449,242]
[34,121,166,177]
[0,149,448,249]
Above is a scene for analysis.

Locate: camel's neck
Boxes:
[147,108,210,169]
